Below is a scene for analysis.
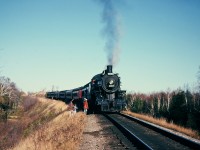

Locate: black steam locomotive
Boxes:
[46,65,126,113]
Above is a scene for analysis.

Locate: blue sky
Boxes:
[0,0,200,93]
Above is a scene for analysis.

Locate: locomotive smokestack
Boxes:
[107,65,112,73]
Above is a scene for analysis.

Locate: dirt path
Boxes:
[79,114,135,150]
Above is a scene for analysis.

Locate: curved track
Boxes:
[103,113,200,150]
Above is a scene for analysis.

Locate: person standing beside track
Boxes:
[83,98,89,114]
[69,99,75,115]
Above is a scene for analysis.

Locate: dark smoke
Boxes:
[98,0,122,66]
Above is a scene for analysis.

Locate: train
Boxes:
[46,65,127,113]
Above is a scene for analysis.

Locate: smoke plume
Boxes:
[98,0,122,67]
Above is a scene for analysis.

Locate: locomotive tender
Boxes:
[46,65,126,113]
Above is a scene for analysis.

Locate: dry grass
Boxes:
[123,111,200,140]
[0,96,86,150]
[13,112,86,150]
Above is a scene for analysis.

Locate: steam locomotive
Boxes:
[46,65,126,113]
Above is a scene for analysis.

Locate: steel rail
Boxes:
[119,112,200,150]
[103,113,153,150]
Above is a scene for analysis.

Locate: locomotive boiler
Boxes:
[46,65,126,113]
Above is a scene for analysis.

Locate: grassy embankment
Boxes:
[123,111,200,140]
[0,96,86,150]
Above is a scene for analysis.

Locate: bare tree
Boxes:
[0,76,21,122]
[197,66,200,92]
[0,77,12,97]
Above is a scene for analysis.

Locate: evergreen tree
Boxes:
[131,97,143,113]
[169,91,188,126]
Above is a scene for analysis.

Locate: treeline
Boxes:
[126,66,200,132]
[0,76,23,122]
[126,89,200,131]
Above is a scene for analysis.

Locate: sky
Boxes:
[0,0,200,94]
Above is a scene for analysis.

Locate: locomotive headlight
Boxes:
[108,79,115,87]
[109,80,114,85]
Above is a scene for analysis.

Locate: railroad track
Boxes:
[103,112,200,150]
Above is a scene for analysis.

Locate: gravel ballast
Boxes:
[79,114,135,150]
